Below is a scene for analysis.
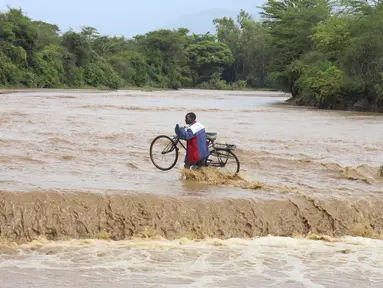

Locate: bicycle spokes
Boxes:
[150,135,179,171]
[207,149,240,175]
[162,141,176,154]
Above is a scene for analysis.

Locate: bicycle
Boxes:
[149,132,240,175]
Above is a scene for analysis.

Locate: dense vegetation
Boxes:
[1,0,382,111]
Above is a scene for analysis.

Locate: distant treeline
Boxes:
[1,1,382,111]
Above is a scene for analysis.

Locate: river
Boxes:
[0,89,382,287]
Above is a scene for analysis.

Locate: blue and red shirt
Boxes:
[175,121,209,163]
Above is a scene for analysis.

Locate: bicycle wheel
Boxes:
[206,148,240,175]
[150,135,179,171]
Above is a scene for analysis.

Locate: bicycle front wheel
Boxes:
[150,135,179,171]
[206,148,240,175]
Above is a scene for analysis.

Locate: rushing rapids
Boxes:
[1,190,383,243]
[1,89,383,287]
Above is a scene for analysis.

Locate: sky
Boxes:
[0,0,266,38]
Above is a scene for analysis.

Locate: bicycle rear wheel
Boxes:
[150,135,179,171]
[206,148,240,175]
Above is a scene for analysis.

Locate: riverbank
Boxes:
[3,87,381,113]
[0,87,165,94]
[287,95,383,113]
[0,86,279,94]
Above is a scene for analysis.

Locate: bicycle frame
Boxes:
[160,136,185,157]
[174,136,187,150]
[165,136,217,153]
[152,134,240,173]
[164,136,235,157]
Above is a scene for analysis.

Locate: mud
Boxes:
[1,190,382,243]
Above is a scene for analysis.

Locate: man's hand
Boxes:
[175,124,180,135]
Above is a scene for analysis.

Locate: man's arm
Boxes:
[175,125,195,140]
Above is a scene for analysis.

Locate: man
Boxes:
[175,112,209,169]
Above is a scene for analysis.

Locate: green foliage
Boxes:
[108,51,149,87]
[260,0,332,92]
[187,40,233,84]
[214,10,271,87]
[0,3,382,111]
[84,60,122,90]
[294,56,345,103]
[259,0,383,110]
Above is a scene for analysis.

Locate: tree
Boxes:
[186,40,233,84]
[214,10,271,87]
[0,4,381,111]
[260,0,331,94]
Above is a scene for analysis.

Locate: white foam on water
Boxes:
[1,236,383,287]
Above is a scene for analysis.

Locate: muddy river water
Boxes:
[0,89,383,287]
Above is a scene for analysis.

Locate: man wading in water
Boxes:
[174,112,209,170]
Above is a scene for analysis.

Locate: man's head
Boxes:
[185,112,196,125]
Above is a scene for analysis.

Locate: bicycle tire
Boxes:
[206,148,240,175]
[149,135,179,171]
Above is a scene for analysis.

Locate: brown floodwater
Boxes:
[1,89,382,198]
[1,89,383,287]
